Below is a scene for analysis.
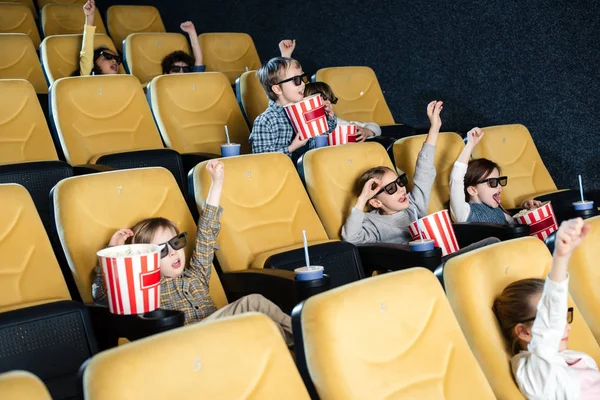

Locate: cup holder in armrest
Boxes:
[295,274,331,301]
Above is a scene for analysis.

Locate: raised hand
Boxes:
[83,0,95,25]
[554,218,590,259]
[279,39,296,58]
[427,100,443,131]
[466,127,484,148]
[206,160,224,184]
[108,228,134,247]
[180,21,197,35]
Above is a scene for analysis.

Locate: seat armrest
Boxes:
[181,152,221,173]
[535,189,599,222]
[452,222,530,247]
[357,243,442,275]
[380,124,416,138]
[73,164,115,175]
[86,304,184,350]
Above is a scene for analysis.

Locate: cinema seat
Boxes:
[123,32,190,86]
[41,3,106,36]
[471,124,563,209]
[40,33,124,86]
[82,313,310,400]
[149,72,250,156]
[293,268,495,399]
[0,34,47,94]
[315,66,414,138]
[444,236,600,399]
[106,5,165,53]
[0,3,40,48]
[199,32,261,84]
[3,0,37,19]
[0,371,52,400]
[37,0,86,8]
[190,154,366,295]
[236,69,268,127]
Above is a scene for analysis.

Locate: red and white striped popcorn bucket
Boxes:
[328,125,357,146]
[284,94,329,140]
[97,244,162,315]
[408,209,460,256]
[513,201,558,240]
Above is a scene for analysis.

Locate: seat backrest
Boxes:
[0,79,58,164]
[237,69,268,127]
[40,33,124,85]
[198,33,261,85]
[471,124,557,209]
[41,3,106,36]
[0,183,70,313]
[0,34,48,94]
[3,0,38,19]
[83,313,309,399]
[50,75,164,165]
[150,72,250,155]
[0,3,41,48]
[38,0,86,7]
[303,142,394,239]
[568,215,600,344]
[393,132,464,213]
[0,371,52,400]
[444,237,600,399]
[52,167,227,307]
[296,267,495,399]
[315,66,395,126]
[106,5,165,53]
[124,32,190,86]
[191,154,329,272]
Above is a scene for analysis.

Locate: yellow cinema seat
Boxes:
[0,34,48,94]
[0,3,40,48]
[106,5,165,53]
[41,3,106,36]
[199,32,261,85]
[0,371,52,400]
[236,69,268,127]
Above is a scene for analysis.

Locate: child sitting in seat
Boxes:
[493,218,600,398]
[161,21,206,75]
[92,160,292,345]
[341,101,499,259]
[279,40,381,142]
[449,127,542,223]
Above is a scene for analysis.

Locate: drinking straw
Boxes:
[412,207,423,240]
[245,66,249,72]
[579,174,585,203]
[224,125,230,144]
[302,230,312,270]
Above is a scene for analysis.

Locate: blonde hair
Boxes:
[126,217,179,245]
[356,166,396,211]
[492,278,544,354]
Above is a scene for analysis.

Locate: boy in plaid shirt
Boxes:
[92,160,292,345]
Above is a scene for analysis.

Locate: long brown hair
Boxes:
[304,82,336,101]
[492,278,544,354]
[126,218,179,245]
[356,166,395,211]
[464,158,502,201]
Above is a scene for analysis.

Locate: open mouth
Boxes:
[399,194,408,203]
[172,259,182,269]
[110,64,118,72]
[492,193,502,205]
[561,336,569,342]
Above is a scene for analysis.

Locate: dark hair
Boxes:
[304,81,335,100]
[464,158,502,201]
[161,51,195,75]
[492,278,544,355]
[257,57,301,101]
[126,217,180,245]
[356,166,396,211]
[71,46,113,76]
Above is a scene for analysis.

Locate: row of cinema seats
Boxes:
[4,182,600,400]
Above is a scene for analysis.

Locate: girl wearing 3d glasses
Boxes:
[91,160,293,346]
[449,127,542,223]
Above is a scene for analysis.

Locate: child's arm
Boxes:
[449,128,483,222]
[408,101,442,217]
[355,121,381,141]
[79,0,96,76]
[522,199,543,210]
[188,161,224,285]
[250,115,307,155]
[341,178,383,244]
[279,40,296,58]
[180,21,205,71]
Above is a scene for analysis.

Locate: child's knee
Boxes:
[246,293,267,309]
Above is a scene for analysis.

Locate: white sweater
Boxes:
[512,276,600,399]
[337,117,381,137]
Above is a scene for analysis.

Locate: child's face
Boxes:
[272,64,305,105]
[151,227,186,278]
[368,170,410,214]
[468,168,502,208]
[96,50,120,75]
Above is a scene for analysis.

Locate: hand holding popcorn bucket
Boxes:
[408,209,460,256]
[513,201,558,240]
[284,95,329,140]
[97,244,162,315]
[328,125,357,146]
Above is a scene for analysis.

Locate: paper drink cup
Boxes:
[221,143,241,157]
[314,135,329,148]
[573,200,594,211]
[408,210,460,256]
[328,125,357,146]
[513,201,559,240]
[409,239,435,252]
[294,266,324,281]
[284,95,328,140]
[97,244,163,315]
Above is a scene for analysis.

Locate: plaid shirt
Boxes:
[92,204,222,324]
[249,100,337,157]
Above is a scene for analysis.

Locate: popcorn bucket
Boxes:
[284,94,329,140]
[513,201,558,240]
[97,244,162,315]
[328,125,357,146]
[408,210,460,256]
